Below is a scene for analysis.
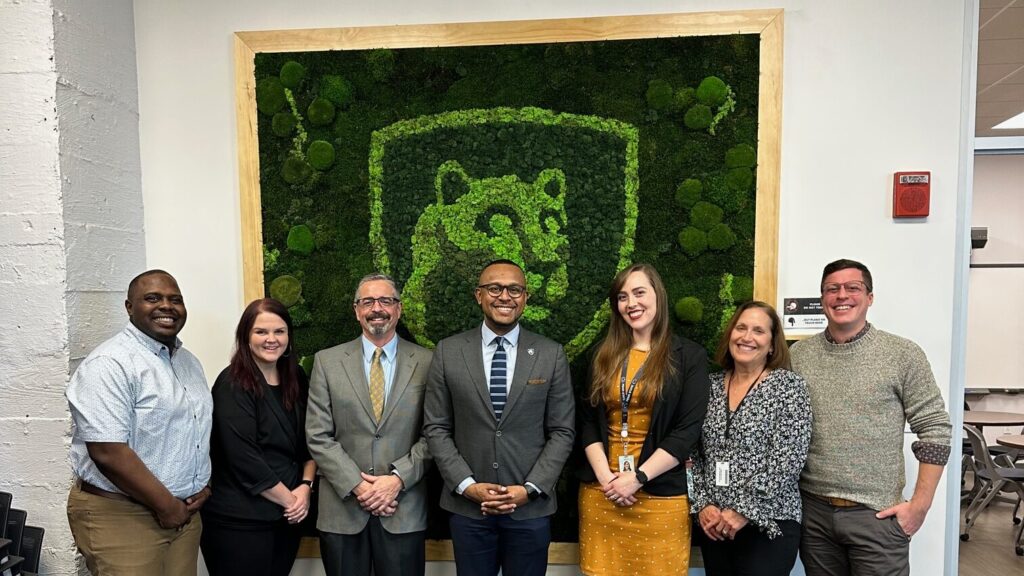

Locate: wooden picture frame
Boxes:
[234,9,783,564]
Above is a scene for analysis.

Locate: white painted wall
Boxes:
[131,0,972,574]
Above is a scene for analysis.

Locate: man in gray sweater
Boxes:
[791,259,951,576]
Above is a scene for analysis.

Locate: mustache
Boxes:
[366,312,391,321]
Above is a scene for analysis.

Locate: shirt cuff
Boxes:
[456,476,476,495]
[911,441,950,465]
[391,469,405,489]
[524,481,543,495]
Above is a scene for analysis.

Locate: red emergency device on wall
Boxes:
[892,171,930,218]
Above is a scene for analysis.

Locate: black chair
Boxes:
[961,424,1024,555]
[19,525,44,575]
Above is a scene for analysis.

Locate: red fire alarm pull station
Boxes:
[892,171,930,218]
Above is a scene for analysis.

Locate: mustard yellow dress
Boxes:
[578,349,691,575]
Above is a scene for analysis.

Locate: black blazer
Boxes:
[578,334,711,496]
[204,367,312,522]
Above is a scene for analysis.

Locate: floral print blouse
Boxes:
[691,368,812,539]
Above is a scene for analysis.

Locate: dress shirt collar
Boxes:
[361,333,398,362]
[124,322,182,355]
[481,322,520,349]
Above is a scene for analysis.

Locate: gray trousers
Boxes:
[800,494,910,576]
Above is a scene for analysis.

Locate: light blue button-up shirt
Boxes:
[361,333,399,402]
[67,323,212,499]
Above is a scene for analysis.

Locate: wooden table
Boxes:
[995,435,1024,450]
[963,411,1024,427]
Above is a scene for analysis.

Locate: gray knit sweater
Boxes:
[790,326,951,511]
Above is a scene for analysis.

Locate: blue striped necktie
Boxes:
[490,337,507,420]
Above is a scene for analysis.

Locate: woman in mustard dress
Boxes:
[578,263,711,575]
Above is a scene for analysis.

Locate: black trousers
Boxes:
[700,519,801,576]
[319,517,426,576]
[199,512,303,576]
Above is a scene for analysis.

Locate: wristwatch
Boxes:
[300,479,315,491]
[524,484,541,501]
[635,470,649,486]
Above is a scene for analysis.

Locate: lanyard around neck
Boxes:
[724,367,766,441]
[619,354,647,438]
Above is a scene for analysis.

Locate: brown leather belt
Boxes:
[804,491,861,508]
[79,480,134,503]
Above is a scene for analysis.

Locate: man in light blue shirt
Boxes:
[66,269,212,576]
[306,273,434,576]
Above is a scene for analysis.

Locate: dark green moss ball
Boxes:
[365,49,396,82]
[269,275,302,307]
[307,140,336,170]
[279,61,306,90]
[696,76,728,107]
[725,167,753,192]
[690,201,724,231]
[307,97,336,126]
[732,276,754,303]
[320,74,354,108]
[255,77,286,116]
[684,104,713,130]
[287,224,315,255]
[672,87,696,112]
[282,156,312,185]
[271,112,296,137]
[725,143,757,168]
[707,223,737,251]
[674,296,704,323]
[645,79,674,110]
[678,226,707,257]
[675,178,702,208]
[299,355,314,376]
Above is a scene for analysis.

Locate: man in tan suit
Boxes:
[306,273,433,575]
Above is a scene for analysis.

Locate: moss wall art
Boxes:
[253,34,761,543]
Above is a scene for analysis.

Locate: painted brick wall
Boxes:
[1,1,144,573]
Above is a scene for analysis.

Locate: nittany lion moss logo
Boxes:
[368,107,638,359]
[403,160,569,337]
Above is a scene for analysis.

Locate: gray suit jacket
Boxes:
[306,337,433,534]
[423,325,575,520]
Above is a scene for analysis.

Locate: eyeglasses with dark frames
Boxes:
[477,283,527,298]
[354,296,401,308]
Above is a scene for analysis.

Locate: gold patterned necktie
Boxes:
[369,347,385,422]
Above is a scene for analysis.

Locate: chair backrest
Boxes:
[963,424,1006,481]
[20,525,44,573]
[4,508,25,557]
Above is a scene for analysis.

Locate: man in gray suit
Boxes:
[424,259,575,576]
[306,273,433,575]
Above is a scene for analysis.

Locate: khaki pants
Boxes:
[67,483,202,576]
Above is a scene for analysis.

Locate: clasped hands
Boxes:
[599,471,641,507]
[699,505,748,541]
[354,472,402,517]
[157,485,211,530]
[464,483,529,515]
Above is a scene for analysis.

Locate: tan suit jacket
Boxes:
[306,336,433,534]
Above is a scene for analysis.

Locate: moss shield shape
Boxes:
[368,107,639,360]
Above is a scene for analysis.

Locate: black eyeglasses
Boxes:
[354,296,401,308]
[477,284,527,298]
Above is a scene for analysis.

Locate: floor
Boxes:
[958,491,1024,575]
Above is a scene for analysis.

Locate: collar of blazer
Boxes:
[461,325,542,426]
[340,336,421,428]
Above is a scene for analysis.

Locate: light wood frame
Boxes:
[234,9,784,565]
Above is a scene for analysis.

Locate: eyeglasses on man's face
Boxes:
[477,283,527,298]
[354,296,401,308]
[821,281,868,296]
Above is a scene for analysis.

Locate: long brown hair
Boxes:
[589,263,676,406]
[714,300,791,372]
[228,298,303,410]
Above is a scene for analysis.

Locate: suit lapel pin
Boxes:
[527,348,535,356]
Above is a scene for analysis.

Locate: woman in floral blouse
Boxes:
[691,301,811,576]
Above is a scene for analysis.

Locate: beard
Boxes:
[366,312,392,337]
